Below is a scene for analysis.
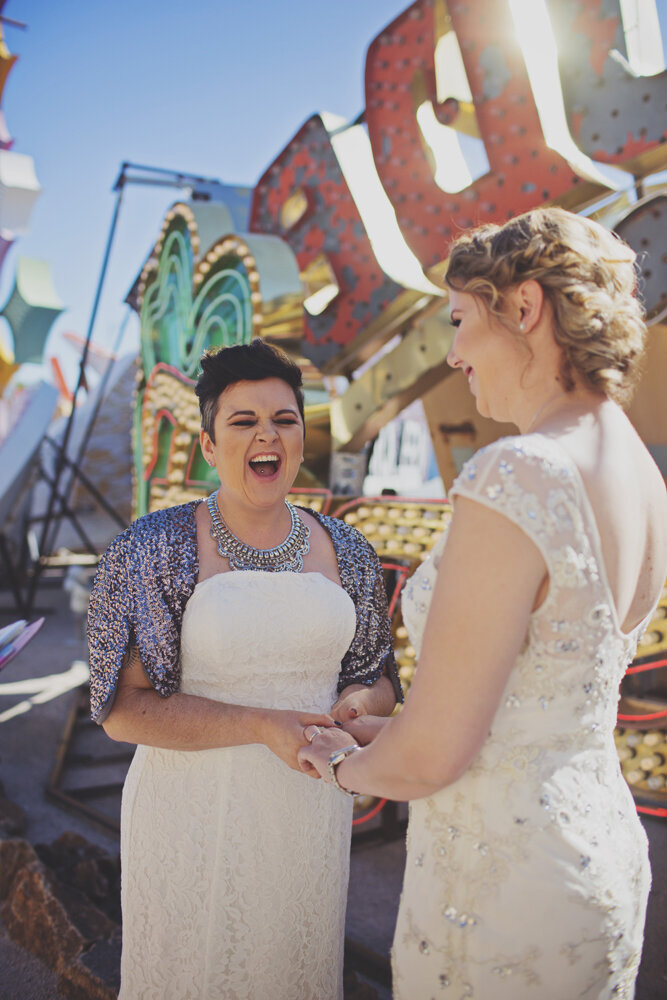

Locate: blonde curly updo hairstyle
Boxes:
[444,207,647,406]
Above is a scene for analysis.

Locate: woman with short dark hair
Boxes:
[88,338,400,1000]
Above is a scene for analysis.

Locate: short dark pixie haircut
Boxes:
[195,338,305,442]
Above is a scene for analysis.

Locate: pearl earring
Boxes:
[519,321,525,332]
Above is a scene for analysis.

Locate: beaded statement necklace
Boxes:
[206,490,310,573]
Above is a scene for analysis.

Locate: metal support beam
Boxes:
[330,310,455,452]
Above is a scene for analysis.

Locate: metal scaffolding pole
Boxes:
[24,181,126,612]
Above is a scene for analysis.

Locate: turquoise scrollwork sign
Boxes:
[130,200,303,516]
[138,202,256,379]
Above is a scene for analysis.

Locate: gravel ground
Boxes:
[0,918,62,1000]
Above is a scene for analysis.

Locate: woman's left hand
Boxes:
[340,714,389,746]
[297,725,358,780]
[330,677,395,723]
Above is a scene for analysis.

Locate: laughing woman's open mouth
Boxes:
[249,453,281,478]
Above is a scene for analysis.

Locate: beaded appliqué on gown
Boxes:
[394,434,652,1000]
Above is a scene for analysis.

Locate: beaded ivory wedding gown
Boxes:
[394,435,653,1000]
[118,570,356,1000]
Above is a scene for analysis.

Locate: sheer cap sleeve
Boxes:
[312,512,403,702]
[449,434,587,575]
[87,502,199,723]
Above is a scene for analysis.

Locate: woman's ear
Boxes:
[514,280,544,334]
[199,428,214,467]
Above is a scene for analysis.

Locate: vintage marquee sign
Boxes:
[131,0,667,507]
[248,0,665,364]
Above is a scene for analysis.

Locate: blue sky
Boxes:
[1,0,666,385]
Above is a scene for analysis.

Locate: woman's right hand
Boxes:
[261,708,338,773]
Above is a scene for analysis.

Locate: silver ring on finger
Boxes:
[306,726,322,743]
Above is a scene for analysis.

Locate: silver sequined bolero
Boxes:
[88,500,401,723]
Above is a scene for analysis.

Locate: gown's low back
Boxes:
[394,435,653,1000]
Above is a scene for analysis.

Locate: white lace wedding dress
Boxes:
[118,571,356,1000]
[394,435,653,1000]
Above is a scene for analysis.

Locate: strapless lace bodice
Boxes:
[180,570,356,709]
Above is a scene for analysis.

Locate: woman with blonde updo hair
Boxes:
[300,207,667,998]
[445,206,647,405]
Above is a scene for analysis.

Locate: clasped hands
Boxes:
[267,681,392,775]
[297,684,387,782]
